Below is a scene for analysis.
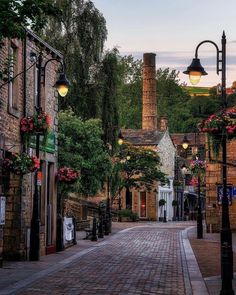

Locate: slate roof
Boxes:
[121,129,164,146]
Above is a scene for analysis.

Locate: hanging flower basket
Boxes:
[20,111,51,140]
[189,159,206,177]
[2,153,40,175]
[57,167,80,184]
[198,106,236,155]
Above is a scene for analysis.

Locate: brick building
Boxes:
[204,138,236,233]
[118,53,176,221]
[0,30,62,260]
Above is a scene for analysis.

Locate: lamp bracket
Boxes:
[195,40,220,75]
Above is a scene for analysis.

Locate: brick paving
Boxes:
[0,221,235,295]
[1,223,191,295]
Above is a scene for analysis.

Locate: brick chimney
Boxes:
[142,53,157,130]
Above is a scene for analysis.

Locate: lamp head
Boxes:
[54,73,70,97]
[182,135,190,150]
[183,58,208,85]
[118,131,124,145]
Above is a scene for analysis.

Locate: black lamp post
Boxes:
[29,53,70,261]
[184,32,234,295]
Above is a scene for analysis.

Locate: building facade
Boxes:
[0,30,61,260]
[118,53,176,221]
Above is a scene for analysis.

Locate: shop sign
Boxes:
[63,217,74,244]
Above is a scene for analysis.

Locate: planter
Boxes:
[20,111,51,144]
[2,153,40,175]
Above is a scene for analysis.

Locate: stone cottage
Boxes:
[119,53,176,221]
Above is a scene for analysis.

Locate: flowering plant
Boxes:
[189,159,206,177]
[2,153,40,175]
[198,107,236,137]
[20,111,51,136]
[57,167,80,184]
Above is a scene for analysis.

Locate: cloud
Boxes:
[119,50,236,87]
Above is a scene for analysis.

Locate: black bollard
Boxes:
[72,217,77,245]
[98,214,104,238]
[163,210,167,223]
[104,214,109,235]
[91,217,98,241]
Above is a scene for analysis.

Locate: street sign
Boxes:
[232,186,236,196]
[217,185,232,205]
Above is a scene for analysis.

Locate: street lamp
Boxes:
[118,130,124,146]
[184,32,234,295]
[29,52,70,261]
[182,135,189,150]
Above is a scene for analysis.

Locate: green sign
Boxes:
[29,132,56,153]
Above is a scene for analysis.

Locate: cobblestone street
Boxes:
[12,225,189,295]
[2,221,235,295]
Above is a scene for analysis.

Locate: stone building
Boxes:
[204,139,236,233]
[119,53,176,221]
[0,30,62,260]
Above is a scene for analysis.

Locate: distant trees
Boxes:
[0,0,57,41]
[111,143,167,200]
[42,0,107,119]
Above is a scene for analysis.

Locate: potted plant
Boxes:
[20,111,51,143]
[158,199,166,221]
[172,199,178,221]
[56,167,80,184]
[189,159,206,177]
[198,106,236,155]
[2,153,40,175]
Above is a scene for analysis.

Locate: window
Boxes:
[34,65,39,108]
[140,192,147,217]
[8,43,19,115]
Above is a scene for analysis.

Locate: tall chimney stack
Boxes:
[142,53,157,130]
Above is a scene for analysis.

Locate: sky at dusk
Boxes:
[92,0,236,87]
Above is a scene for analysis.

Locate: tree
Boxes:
[117,55,143,129]
[0,0,57,41]
[42,0,107,119]
[58,110,111,197]
[100,49,120,151]
[111,143,167,202]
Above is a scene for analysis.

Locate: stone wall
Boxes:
[0,33,60,260]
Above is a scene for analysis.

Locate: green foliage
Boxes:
[58,111,111,196]
[117,55,143,129]
[0,0,58,41]
[42,0,107,119]
[172,200,178,207]
[118,209,139,221]
[159,199,166,207]
[100,49,120,151]
[112,143,167,199]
